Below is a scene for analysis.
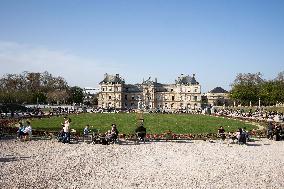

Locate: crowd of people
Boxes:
[0,106,86,120]
[82,123,147,145]
[217,126,250,144]
[212,108,284,123]
[213,108,284,141]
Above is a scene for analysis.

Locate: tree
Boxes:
[0,71,70,104]
[32,92,47,104]
[230,72,264,106]
[230,72,284,106]
[47,90,69,105]
[68,86,84,104]
[275,71,284,82]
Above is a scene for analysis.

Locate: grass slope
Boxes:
[30,113,257,134]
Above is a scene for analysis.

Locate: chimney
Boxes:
[116,74,119,77]
[193,73,196,77]
[155,78,157,83]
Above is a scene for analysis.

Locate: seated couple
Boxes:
[17,121,32,141]
[105,124,119,144]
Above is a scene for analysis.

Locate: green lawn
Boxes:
[29,113,257,134]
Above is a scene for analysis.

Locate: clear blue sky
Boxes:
[0,0,283,92]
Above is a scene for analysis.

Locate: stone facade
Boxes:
[206,87,229,106]
[98,73,202,111]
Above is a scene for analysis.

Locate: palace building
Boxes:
[205,87,229,106]
[98,73,202,111]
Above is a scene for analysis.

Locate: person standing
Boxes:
[63,117,70,143]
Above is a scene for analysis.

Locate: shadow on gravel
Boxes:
[0,135,53,141]
[0,157,17,162]
[151,140,194,144]
[173,140,194,144]
[246,143,262,147]
[118,140,194,145]
[116,141,151,145]
[0,155,31,163]
[31,137,53,141]
[0,135,17,141]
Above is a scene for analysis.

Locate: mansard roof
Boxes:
[142,77,156,85]
[124,84,142,93]
[175,74,199,85]
[209,87,228,93]
[99,73,200,86]
[99,73,125,84]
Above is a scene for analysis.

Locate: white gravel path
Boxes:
[0,139,283,189]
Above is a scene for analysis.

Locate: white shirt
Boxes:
[63,121,70,132]
[24,125,32,134]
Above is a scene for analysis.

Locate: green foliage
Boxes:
[0,71,69,104]
[68,86,84,104]
[230,84,260,105]
[31,113,257,134]
[230,72,284,105]
[32,92,47,104]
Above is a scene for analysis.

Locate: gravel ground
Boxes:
[0,138,283,189]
